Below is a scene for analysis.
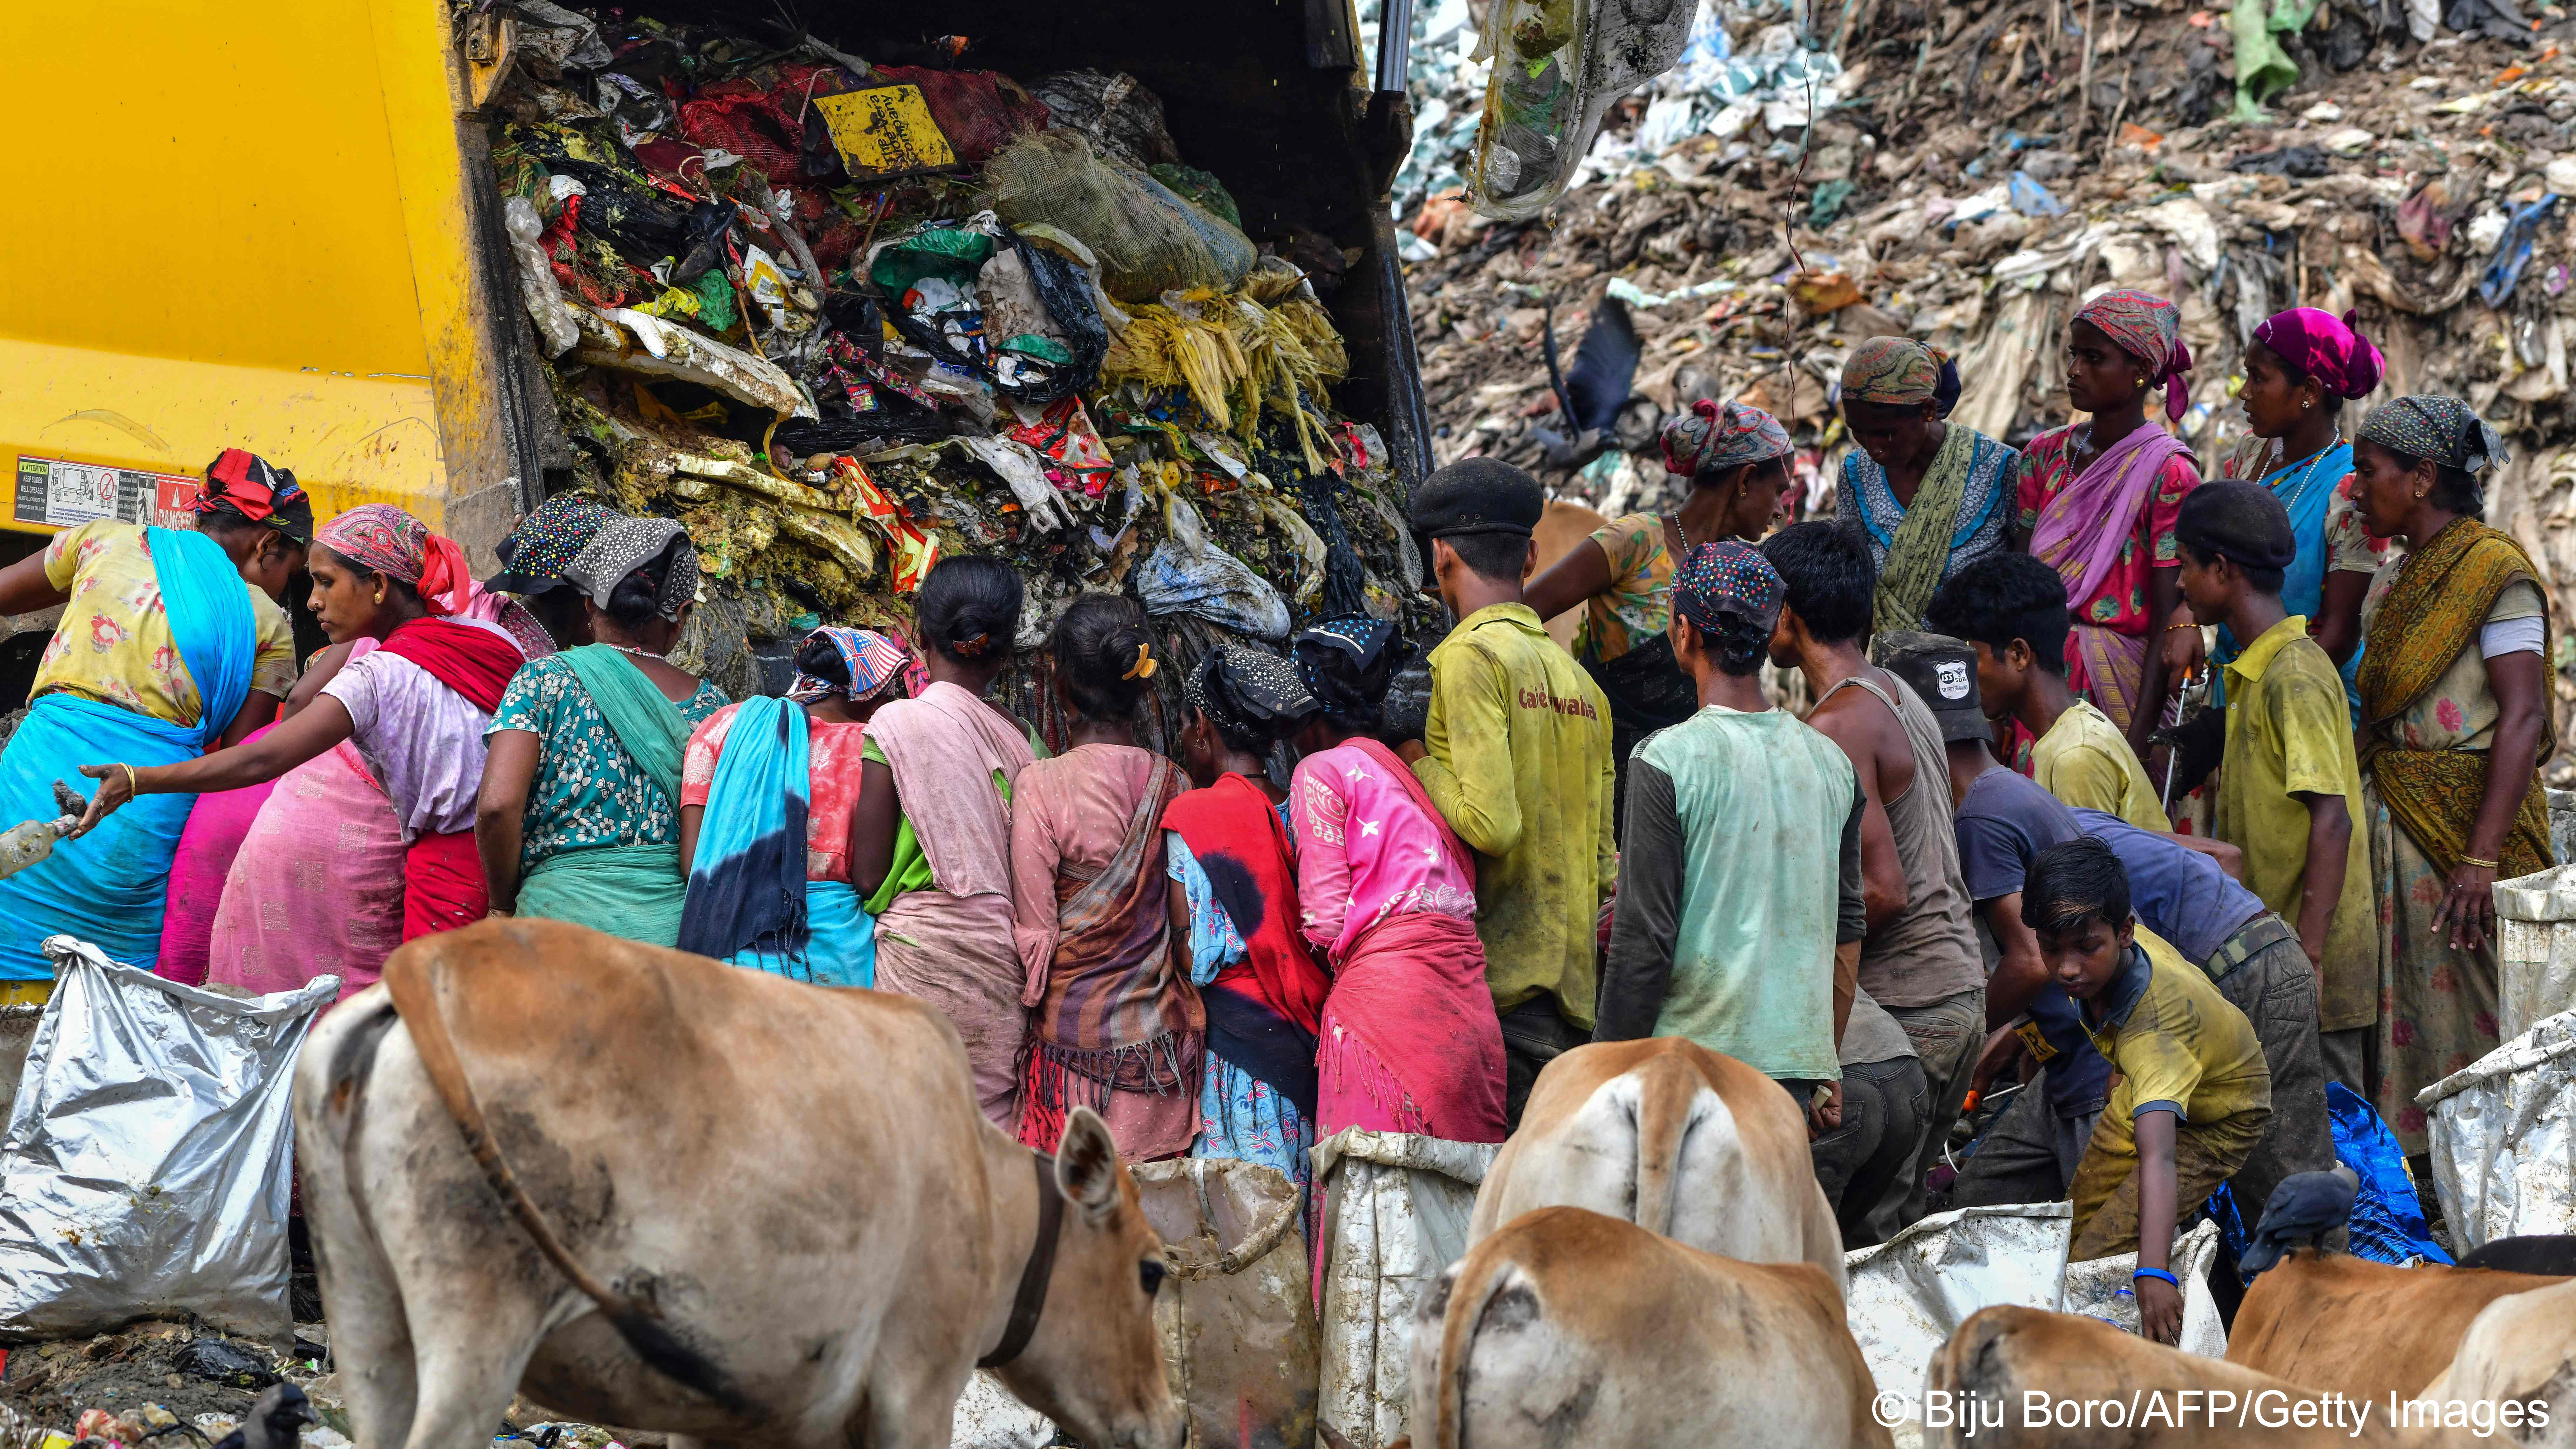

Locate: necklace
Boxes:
[2266,434,2342,515]
[604,642,668,663]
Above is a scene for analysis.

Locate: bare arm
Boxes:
[2135,1109,2184,1344]
[1520,538,1614,631]
[2291,791,2352,975]
[2315,569,2371,667]
[283,642,359,721]
[216,691,282,750]
[2159,829,2245,880]
[852,756,900,900]
[679,804,704,880]
[73,695,354,834]
[2125,568,2183,759]
[1982,893,2051,1028]
[476,729,540,914]
[0,552,70,618]
[2436,649,2550,952]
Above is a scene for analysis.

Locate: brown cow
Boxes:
[294,919,1186,1449]
[1413,1207,1886,1449]
[2227,1249,2569,1400]
[1929,1306,2473,1448]
[1468,1038,1846,1292]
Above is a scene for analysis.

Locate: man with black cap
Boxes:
[1596,541,1867,1130]
[2175,479,2375,1090]
[1879,630,2114,1209]
[1399,458,1616,1127]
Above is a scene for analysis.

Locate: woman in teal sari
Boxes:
[2206,308,2389,720]
[476,514,728,946]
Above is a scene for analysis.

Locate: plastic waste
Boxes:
[2008,170,2066,217]
[0,781,86,885]
[0,937,339,1344]
[2423,1009,2576,1250]
[2231,0,2315,118]
[1467,0,1699,219]
[1313,1129,1497,1449]
[2479,193,2560,307]
[1133,492,1293,641]
[504,196,583,357]
[986,131,1256,302]
[173,1338,281,1391]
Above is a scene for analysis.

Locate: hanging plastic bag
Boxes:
[1469,0,1698,220]
[1134,487,1291,641]
[0,937,337,1345]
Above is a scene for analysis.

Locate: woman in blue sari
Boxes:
[677,627,909,986]
[34,451,309,977]
[2204,308,2390,720]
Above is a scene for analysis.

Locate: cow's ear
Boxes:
[1054,1106,1123,1221]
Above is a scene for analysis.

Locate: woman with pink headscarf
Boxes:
[2012,289,2205,753]
[79,505,545,996]
[2210,307,2390,722]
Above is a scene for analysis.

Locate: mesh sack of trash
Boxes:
[0,937,338,1344]
[986,130,1256,302]
[2423,1007,2576,1251]
[1313,1128,1499,1449]
[1130,1156,1319,1449]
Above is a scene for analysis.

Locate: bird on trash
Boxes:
[211,1384,320,1449]
[2239,1164,2361,1276]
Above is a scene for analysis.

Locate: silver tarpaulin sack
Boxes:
[0,936,337,1344]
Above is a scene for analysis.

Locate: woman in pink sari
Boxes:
[1287,616,1506,1143]
[2013,289,2204,754]
[854,557,1039,1131]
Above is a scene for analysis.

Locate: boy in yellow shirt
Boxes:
[1926,553,2165,829]
[2031,837,2271,1345]
[2175,480,2375,1085]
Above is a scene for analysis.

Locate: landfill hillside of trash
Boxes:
[1379,0,2576,747]
[492,1,1434,735]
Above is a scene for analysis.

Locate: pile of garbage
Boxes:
[1388,0,2576,730]
[0,1326,341,1449]
[486,3,1431,712]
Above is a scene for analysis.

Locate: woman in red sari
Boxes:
[1011,596,1201,1160]
[2013,289,2204,754]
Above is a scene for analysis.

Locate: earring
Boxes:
[2136,377,2149,388]
[374,587,385,604]
[2301,399,2312,410]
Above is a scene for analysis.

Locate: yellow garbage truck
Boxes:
[0,0,1427,582]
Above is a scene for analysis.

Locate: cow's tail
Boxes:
[381,947,752,1417]
[1629,1053,1719,1241]
[1426,1251,1518,1449]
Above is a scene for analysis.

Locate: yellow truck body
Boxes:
[0,0,526,554]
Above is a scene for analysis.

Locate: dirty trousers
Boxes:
[1810,1052,1931,1244]
[2068,1102,2272,1260]
[1499,995,1590,1133]
[1862,987,1985,1240]
[2209,924,2340,1244]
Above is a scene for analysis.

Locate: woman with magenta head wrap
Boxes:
[2206,308,2390,724]
[2012,289,2205,755]
[1835,337,2019,635]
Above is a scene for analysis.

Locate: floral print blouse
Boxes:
[486,653,727,874]
[2013,426,2201,636]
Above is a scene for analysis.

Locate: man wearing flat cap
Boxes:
[2174,480,2376,1090]
[1400,458,1616,1129]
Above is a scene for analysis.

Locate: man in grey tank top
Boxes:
[1765,526,1991,1243]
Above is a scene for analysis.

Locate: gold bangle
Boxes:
[118,763,138,797]
[2459,854,2500,870]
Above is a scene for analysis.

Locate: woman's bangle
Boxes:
[2459,854,2501,871]
[2132,1266,2180,1288]
[118,763,138,797]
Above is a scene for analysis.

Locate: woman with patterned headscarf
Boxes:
[2346,396,2550,1155]
[1524,398,1797,793]
[2013,290,2206,753]
[1285,616,1507,1148]
[1,450,306,983]
[1163,644,1331,1198]
[677,627,910,989]
[76,502,543,997]
[479,514,730,947]
[2208,308,2392,723]
[1836,337,2019,634]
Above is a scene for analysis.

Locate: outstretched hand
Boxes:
[68,765,130,840]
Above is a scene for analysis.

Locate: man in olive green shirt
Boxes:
[2177,481,2375,1087]
[1400,459,1617,1126]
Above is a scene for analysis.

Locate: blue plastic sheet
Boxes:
[2208,1083,2454,1270]
[2478,194,2560,308]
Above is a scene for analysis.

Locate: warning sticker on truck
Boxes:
[13,457,202,530]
